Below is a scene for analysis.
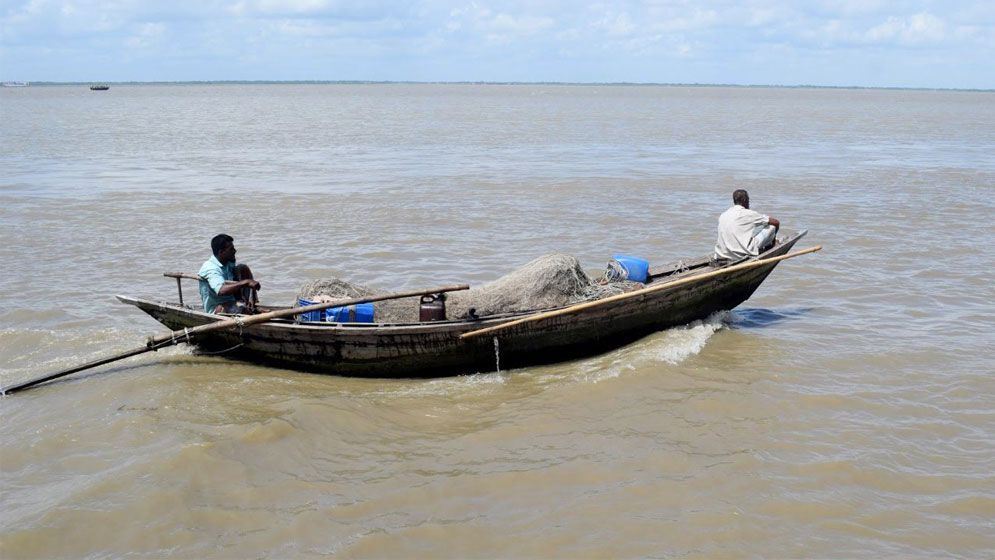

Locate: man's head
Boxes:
[733,189,750,208]
[211,233,236,263]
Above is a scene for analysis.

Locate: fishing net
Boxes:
[297,278,418,324]
[446,254,641,318]
[296,254,644,323]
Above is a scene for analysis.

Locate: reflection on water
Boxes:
[1,85,994,559]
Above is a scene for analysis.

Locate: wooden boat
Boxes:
[90,85,109,91]
[118,230,808,377]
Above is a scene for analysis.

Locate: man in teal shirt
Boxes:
[198,234,261,314]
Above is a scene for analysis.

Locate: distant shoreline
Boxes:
[5,81,993,93]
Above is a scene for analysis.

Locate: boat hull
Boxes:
[119,233,805,377]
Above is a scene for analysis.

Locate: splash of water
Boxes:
[650,311,729,364]
[493,336,500,373]
[564,311,730,383]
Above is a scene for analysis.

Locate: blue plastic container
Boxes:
[326,303,374,323]
[611,255,650,283]
[297,299,375,323]
[298,298,324,322]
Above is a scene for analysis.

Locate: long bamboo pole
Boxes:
[2,284,469,395]
[460,246,821,340]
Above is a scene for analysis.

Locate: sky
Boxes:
[1,0,993,89]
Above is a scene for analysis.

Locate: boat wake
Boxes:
[358,312,729,397]
[570,311,730,383]
[651,311,730,364]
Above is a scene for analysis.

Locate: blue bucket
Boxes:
[611,255,650,283]
[298,298,375,323]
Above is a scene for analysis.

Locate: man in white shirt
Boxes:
[713,189,780,261]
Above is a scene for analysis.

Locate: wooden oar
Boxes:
[461,246,821,340]
[1,284,469,395]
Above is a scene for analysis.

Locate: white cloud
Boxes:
[0,0,992,87]
[555,27,582,41]
[747,8,779,27]
[592,12,636,37]
[864,12,946,43]
[804,11,950,46]
[652,8,719,32]
[495,13,553,34]
[228,0,331,16]
[622,32,664,53]
[817,0,892,17]
[446,3,554,39]
[124,21,165,48]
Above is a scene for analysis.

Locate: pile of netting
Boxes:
[295,254,644,323]
[296,278,418,324]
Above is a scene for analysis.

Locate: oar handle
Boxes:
[163,272,202,281]
[460,246,821,340]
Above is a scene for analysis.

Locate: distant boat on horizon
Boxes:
[90,84,110,91]
[2,81,28,87]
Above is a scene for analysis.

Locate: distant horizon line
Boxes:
[3,80,993,92]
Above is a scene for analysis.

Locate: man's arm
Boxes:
[768,217,780,232]
[202,265,260,297]
[217,279,260,295]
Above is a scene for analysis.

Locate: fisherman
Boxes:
[198,234,261,314]
[714,189,780,261]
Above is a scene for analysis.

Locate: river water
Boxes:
[1,84,993,558]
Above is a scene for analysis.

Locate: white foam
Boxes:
[364,371,507,399]
[579,363,628,384]
[325,313,728,397]
[569,311,729,381]
[650,311,729,364]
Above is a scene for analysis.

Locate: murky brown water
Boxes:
[1,84,994,558]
